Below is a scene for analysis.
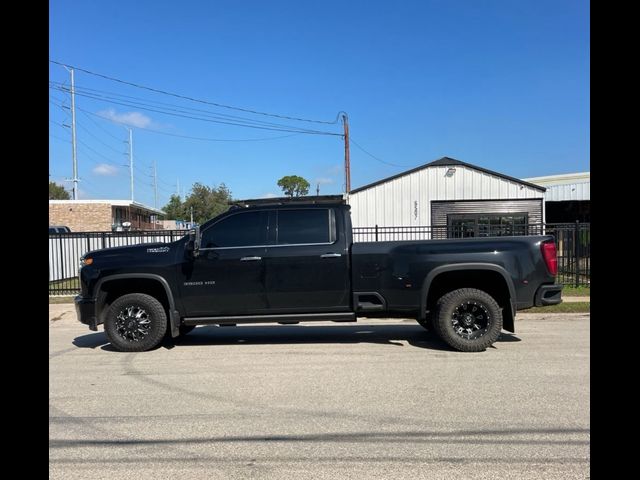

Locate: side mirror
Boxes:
[188,226,201,258]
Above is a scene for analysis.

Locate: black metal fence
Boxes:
[48,230,188,295]
[352,224,547,242]
[49,223,590,295]
[544,222,590,287]
[352,222,590,287]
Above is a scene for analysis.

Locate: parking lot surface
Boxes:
[50,305,589,479]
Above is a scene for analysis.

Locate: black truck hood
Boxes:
[86,242,171,261]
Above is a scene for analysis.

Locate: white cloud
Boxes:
[262,192,278,198]
[92,163,118,176]
[96,108,153,128]
[315,177,334,185]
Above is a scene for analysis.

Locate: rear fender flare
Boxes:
[419,263,516,328]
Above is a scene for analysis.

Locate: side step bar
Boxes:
[183,312,356,326]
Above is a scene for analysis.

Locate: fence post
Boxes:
[101,232,106,249]
[375,225,378,242]
[58,235,65,282]
[574,220,580,287]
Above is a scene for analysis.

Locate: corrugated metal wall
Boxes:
[431,199,543,226]
[348,165,544,227]
[545,182,590,201]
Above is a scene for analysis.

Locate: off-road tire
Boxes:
[104,293,168,352]
[433,288,503,352]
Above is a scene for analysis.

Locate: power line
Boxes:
[75,120,126,155]
[49,96,70,111]
[77,107,126,142]
[76,145,115,169]
[76,138,122,166]
[157,184,175,195]
[76,105,301,142]
[50,84,340,136]
[350,137,414,168]
[51,60,341,125]
[51,81,327,131]
[49,119,68,130]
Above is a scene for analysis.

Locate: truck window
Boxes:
[277,209,331,245]
[201,211,268,248]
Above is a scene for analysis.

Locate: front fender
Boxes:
[94,274,181,338]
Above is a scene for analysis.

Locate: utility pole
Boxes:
[190,206,194,225]
[176,178,180,198]
[153,161,158,209]
[316,183,320,196]
[342,113,350,193]
[127,129,134,201]
[65,67,79,199]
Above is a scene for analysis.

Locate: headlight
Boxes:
[80,256,93,267]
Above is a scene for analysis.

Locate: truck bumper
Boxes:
[75,295,98,331]
[534,284,563,306]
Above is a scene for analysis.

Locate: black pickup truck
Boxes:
[75,202,562,352]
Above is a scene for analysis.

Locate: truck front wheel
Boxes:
[104,293,168,352]
[433,288,503,352]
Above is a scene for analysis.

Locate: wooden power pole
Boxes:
[342,113,350,193]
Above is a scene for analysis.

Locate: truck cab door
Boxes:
[179,210,269,316]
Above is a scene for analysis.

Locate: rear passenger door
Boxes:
[264,208,350,313]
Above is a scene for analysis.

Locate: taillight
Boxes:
[541,240,558,276]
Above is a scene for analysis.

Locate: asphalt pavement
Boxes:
[49,304,590,479]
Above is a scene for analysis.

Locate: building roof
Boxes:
[349,157,546,194]
[523,172,590,202]
[523,172,590,186]
[48,199,165,215]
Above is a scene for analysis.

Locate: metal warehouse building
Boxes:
[523,172,590,223]
[347,157,546,239]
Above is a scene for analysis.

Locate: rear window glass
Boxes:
[277,209,330,245]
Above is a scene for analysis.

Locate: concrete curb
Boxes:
[562,296,590,302]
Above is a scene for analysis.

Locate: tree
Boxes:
[49,181,70,200]
[182,182,233,224]
[162,194,185,220]
[277,175,310,197]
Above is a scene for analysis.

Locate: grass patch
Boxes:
[562,285,590,297]
[49,296,75,304]
[524,302,590,314]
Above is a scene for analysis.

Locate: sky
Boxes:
[49,0,590,210]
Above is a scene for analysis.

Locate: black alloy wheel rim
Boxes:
[115,305,152,342]
[451,301,490,339]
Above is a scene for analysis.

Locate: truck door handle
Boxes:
[240,256,262,262]
[320,253,342,258]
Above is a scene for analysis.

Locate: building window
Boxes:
[448,213,528,238]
